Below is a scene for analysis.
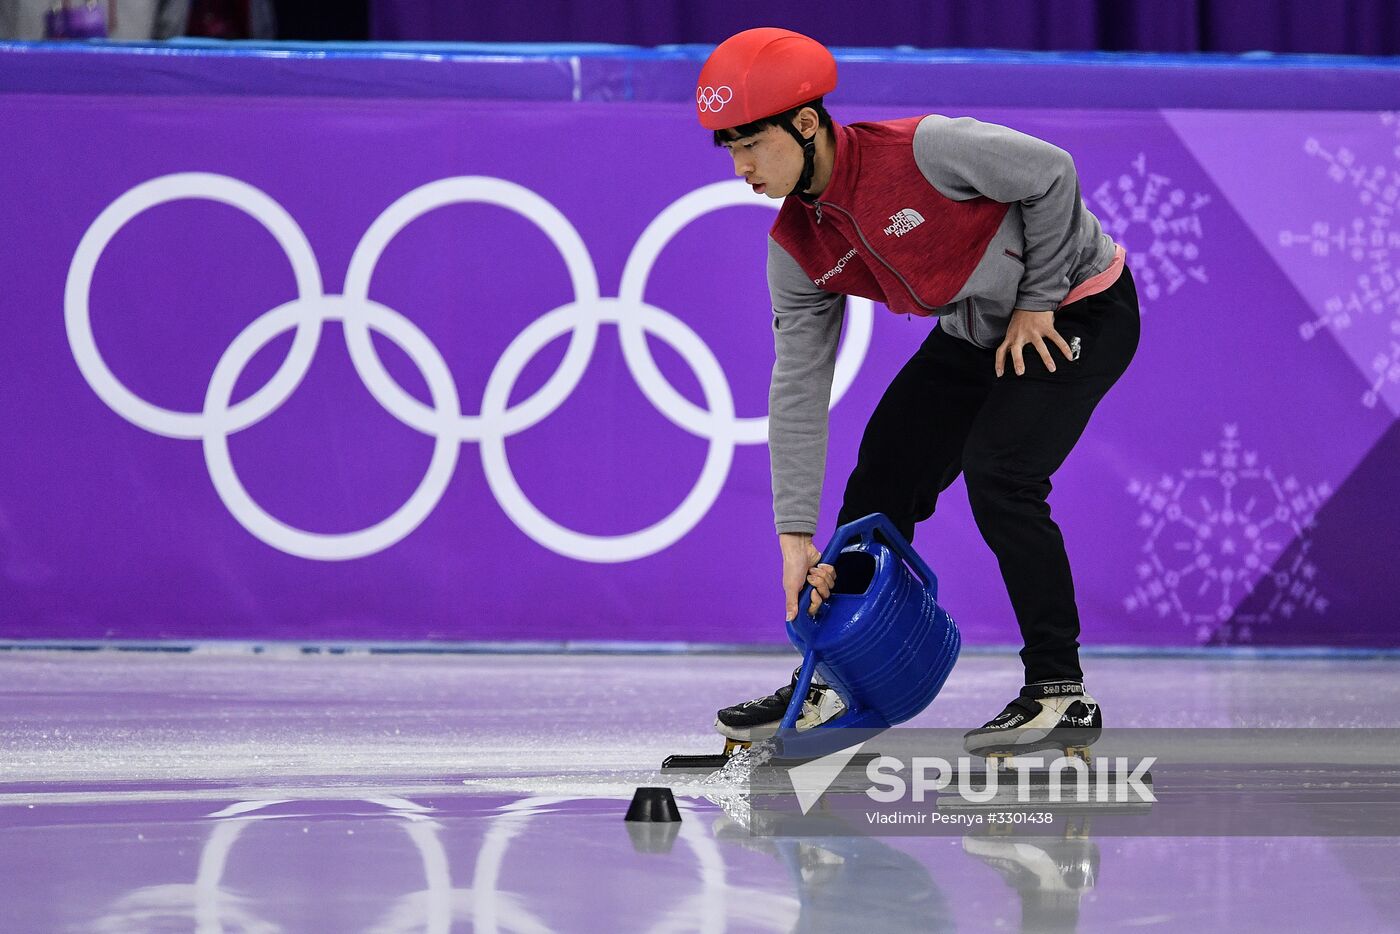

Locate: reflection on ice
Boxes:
[7,651,1400,932]
[87,884,278,934]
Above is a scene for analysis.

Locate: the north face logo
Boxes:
[883,208,925,237]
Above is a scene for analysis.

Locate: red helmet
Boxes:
[695,28,837,131]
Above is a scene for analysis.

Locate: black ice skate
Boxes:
[660,668,848,770]
[963,679,1101,763]
[715,666,846,742]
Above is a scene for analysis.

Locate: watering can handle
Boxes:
[795,513,939,621]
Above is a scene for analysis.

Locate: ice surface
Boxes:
[4,649,1400,933]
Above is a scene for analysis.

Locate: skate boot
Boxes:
[715,666,846,742]
[963,679,1101,763]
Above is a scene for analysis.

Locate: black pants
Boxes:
[836,267,1141,684]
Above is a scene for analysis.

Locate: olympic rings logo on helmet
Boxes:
[695,85,734,113]
[66,173,873,563]
[694,28,837,131]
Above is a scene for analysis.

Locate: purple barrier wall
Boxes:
[368,0,1400,56]
[2,45,1397,647]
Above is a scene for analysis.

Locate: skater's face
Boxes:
[719,124,808,199]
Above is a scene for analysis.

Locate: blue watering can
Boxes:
[774,513,961,758]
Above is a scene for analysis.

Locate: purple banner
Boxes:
[5,41,1400,110]
[2,62,1397,647]
[367,0,1400,57]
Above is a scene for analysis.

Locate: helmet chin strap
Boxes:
[779,121,819,203]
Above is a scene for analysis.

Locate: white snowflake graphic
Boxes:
[1124,424,1331,644]
[1090,152,1211,307]
[1277,112,1400,410]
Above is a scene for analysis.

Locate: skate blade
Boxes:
[985,745,1094,766]
[662,750,883,775]
[661,738,883,774]
[661,753,735,771]
[661,738,750,771]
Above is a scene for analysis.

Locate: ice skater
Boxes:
[695,28,1140,759]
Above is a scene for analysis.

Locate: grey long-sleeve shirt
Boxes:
[768,114,1116,534]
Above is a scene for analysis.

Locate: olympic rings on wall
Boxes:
[65,174,874,562]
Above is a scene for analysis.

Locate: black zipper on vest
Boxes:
[816,200,936,312]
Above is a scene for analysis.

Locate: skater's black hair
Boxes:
[711,98,832,148]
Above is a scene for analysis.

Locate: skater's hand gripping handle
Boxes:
[781,533,836,622]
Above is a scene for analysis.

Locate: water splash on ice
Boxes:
[691,740,778,831]
[698,739,776,788]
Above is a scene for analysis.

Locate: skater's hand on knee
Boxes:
[996,308,1073,377]
[780,533,835,621]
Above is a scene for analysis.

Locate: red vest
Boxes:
[770,117,1008,316]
